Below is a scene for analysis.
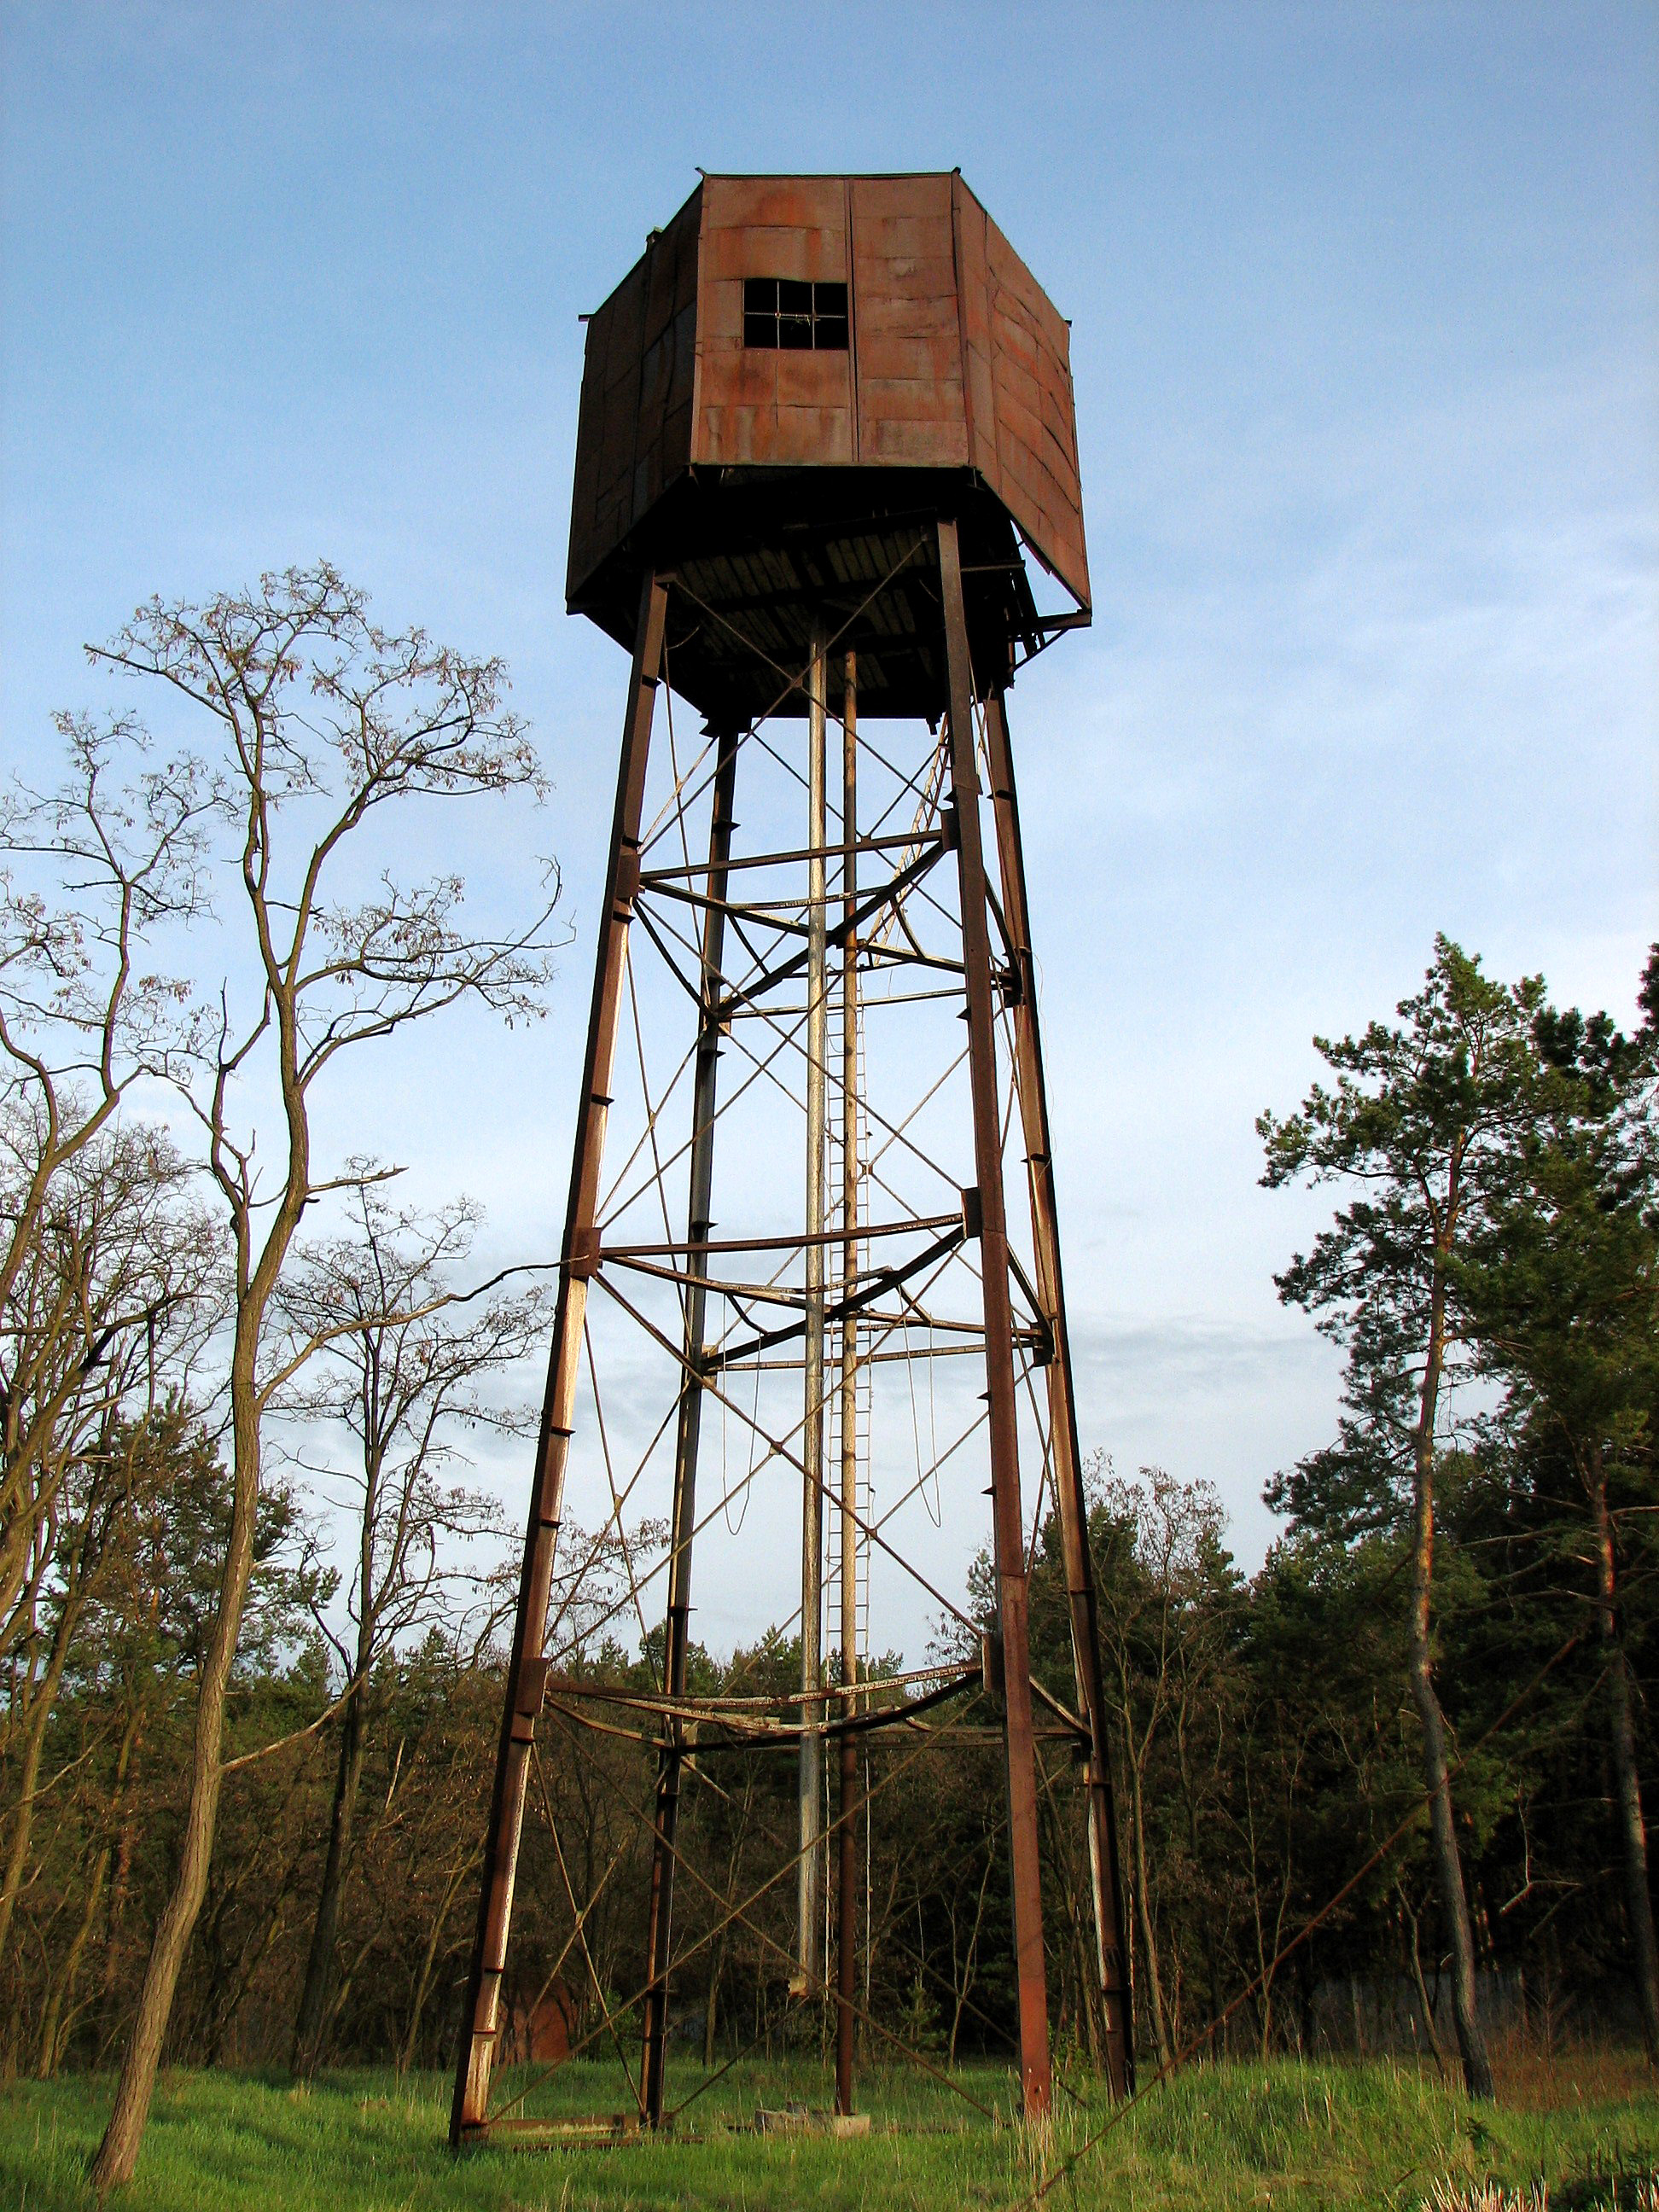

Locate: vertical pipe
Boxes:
[935,521,1053,2120]
[797,625,829,1995]
[835,650,860,2115]
[640,725,741,2124]
[982,688,1135,2100]
[451,573,667,2146]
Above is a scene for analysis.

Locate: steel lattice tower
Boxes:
[451,172,1132,2147]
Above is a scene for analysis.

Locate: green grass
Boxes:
[2,2054,1655,2210]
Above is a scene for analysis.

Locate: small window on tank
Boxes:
[742,276,849,351]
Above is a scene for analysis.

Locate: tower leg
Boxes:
[937,521,1052,2120]
[640,725,742,2125]
[450,573,668,2147]
[983,689,1136,2099]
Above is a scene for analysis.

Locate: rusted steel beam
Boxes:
[706,1220,965,1372]
[639,826,939,882]
[602,1209,961,1262]
[983,687,1136,2099]
[639,724,742,2128]
[936,518,1052,2121]
[835,648,861,2117]
[449,573,668,2149]
[710,840,954,1016]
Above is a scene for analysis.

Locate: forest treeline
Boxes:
[8,1354,1657,2090]
[0,572,1653,2175]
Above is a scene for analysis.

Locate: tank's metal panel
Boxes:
[952,183,1002,490]
[695,176,855,469]
[634,195,700,533]
[953,176,1089,610]
[568,190,700,603]
[568,257,638,604]
[849,175,968,468]
[568,172,1091,625]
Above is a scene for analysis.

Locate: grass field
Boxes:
[3,2053,1656,2210]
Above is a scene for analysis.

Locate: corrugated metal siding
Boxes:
[849,174,968,468]
[674,521,944,719]
[567,189,700,603]
[696,176,855,469]
[954,176,1089,611]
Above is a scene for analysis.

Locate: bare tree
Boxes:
[0,714,212,1650]
[277,1183,547,2075]
[1091,1462,1237,2067]
[0,1106,221,1963]
[0,723,228,2032]
[77,562,559,2187]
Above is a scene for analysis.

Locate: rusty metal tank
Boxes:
[568,172,1090,721]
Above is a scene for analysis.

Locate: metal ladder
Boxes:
[826,999,871,1673]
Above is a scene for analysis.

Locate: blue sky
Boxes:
[3,1,1654,1585]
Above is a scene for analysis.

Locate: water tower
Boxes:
[451,171,1132,2145]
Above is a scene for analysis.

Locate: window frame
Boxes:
[742,277,850,353]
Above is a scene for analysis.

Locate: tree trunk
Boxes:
[94,1714,146,2063]
[1068,1853,1104,2069]
[88,1344,265,2189]
[1127,1756,1170,2065]
[38,1839,109,2077]
[1397,1879,1447,2076]
[702,1769,754,2072]
[36,1708,137,2078]
[1587,1451,1659,2063]
[947,1853,994,2067]
[702,1947,721,2069]
[0,1572,81,1960]
[0,1671,53,1962]
[399,1850,475,2075]
[1039,1777,1103,2067]
[1407,1272,1493,2100]
[291,1679,369,2075]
